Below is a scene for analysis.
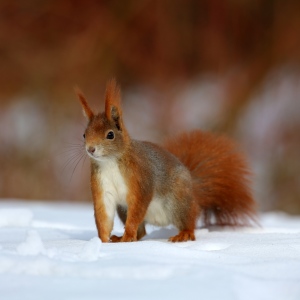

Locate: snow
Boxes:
[0,200,300,300]
[17,230,45,256]
[0,209,33,227]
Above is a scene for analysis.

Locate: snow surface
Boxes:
[0,200,300,300]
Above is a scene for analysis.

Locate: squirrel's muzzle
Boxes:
[87,146,96,155]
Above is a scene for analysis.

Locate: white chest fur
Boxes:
[97,159,128,220]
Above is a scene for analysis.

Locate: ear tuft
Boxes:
[105,78,121,117]
[75,87,94,120]
[104,79,123,131]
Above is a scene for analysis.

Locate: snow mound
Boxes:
[17,230,45,256]
[0,208,33,227]
[79,237,102,261]
[15,233,102,262]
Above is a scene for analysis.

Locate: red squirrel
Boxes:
[76,79,256,243]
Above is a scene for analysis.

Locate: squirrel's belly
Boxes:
[144,197,170,227]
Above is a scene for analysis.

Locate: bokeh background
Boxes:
[0,0,300,214]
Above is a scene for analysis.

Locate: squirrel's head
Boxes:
[76,79,129,162]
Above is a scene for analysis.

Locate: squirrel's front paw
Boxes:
[110,235,122,243]
[110,234,136,242]
[168,230,195,242]
[110,232,137,243]
[121,232,137,242]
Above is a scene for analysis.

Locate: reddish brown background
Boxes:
[0,0,299,213]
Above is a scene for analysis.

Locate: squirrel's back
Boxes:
[164,130,257,227]
[131,139,190,180]
[129,139,192,197]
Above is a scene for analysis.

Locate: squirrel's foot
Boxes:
[121,233,137,242]
[168,230,195,242]
[110,234,137,243]
[110,235,122,243]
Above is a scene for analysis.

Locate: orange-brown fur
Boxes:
[164,131,257,227]
[90,163,111,242]
[76,79,257,243]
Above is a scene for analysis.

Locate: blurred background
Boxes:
[0,0,299,214]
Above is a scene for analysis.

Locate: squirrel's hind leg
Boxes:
[168,193,198,242]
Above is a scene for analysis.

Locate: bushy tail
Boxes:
[164,130,258,227]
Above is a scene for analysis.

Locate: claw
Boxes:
[168,230,195,242]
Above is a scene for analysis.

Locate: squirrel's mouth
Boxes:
[86,151,96,158]
[86,146,99,157]
[86,150,108,162]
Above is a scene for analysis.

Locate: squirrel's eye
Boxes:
[106,131,114,140]
[83,133,86,139]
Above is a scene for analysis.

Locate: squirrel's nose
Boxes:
[87,146,96,154]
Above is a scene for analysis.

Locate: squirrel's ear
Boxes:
[75,88,94,120]
[105,79,123,131]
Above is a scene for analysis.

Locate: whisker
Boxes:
[55,148,83,157]
[74,137,85,144]
[80,152,88,173]
[52,142,85,157]
[63,151,83,163]
[61,151,84,174]
[69,152,86,183]
[64,142,84,147]
[56,130,89,186]
[62,145,84,151]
